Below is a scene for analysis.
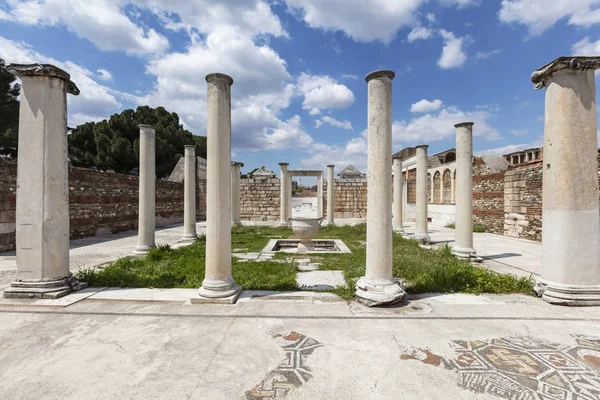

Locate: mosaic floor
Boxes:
[245,331,323,400]
[401,335,600,399]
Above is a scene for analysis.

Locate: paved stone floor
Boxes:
[0,292,598,400]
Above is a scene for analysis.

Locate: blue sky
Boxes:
[0,0,599,175]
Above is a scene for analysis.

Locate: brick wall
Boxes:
[503,163,544,241]
[0,157,206,252]
[240,177,280,221]
[472,157,505,235]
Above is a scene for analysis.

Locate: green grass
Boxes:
[445,223,486,233]
[77,224,533,299]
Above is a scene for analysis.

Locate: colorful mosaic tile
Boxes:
[245,331,323,400]
[401,335,600,399]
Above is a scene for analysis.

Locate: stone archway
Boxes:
[433,171,441,203]
[427,173,432,203]
[443,169,452,204]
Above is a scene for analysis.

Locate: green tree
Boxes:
[69,106,207,178]
[0,59,20,157]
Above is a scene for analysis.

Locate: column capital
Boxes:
[184,144,195,149]
[327,164,335,168]
[415,144,429,149]
[206,72,234,86]
[138,124,154,130]
[231,161,244,167]
[454,122,474,128]
[8,63,80,95]
[365,69,395,82]
[278,162,289,167]
[531,56,600,89]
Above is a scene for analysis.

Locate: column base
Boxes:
[535,280,600,306]
[393,226,405,234]
[231,222,242,227]
[3,274,88,299]
[194,277,242,304]
[179,233,198,243]
[278,221,291,227]
[452,246,482,262]
[414,232,431,244]
[132,244,155,256]
[355,277,406,307]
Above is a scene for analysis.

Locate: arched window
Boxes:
[443,169,452,204]
[427,173,432,203]
[433,171,441,203]
[444,152,456,164]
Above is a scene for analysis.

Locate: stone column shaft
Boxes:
[415,145,430,243]
[531,56,600,305]
[134,125,156,255]
[181,145,197,242]
[4,63,85,299]
[317,173,324,218]
[327,165,335,225]
[279,163,290,225]
[453,122,477,259]
[231,162,243,226]
[393,157,404,233]
[197,73,241,303]
[355,70,405,307]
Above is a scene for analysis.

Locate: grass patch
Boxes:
[77,224,533,300]
[445,223,486,233]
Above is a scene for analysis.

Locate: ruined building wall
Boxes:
[472,158,505,235]
[324,178,368,219]
[503,162,544,241]
[240,177,280,221]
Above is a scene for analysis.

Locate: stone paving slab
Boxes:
[296,270,346,291]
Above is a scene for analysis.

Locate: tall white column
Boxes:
[317,172,324,218]
[4,64,86,299]
[415,145,430,243]
[197,73,241,303]
[452,122,477,260]
[180,145,197,243]
[393,156,404,233]
[356,70,405,307]
[326,165,335,225]
[279,163,291,226]
[231,161,243,226]
[531,56,600,306]
[133,124,156,255]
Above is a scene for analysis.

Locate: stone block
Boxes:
[0,210,15,223]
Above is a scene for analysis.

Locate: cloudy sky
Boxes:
[0,0,598,175]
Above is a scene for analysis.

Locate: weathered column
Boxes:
[326,165,335,225]
[356,70,405,307]
[180,145,197,243]
[452,122,477,260]
[4,64,86,299]
[197,73,241,303]
[415,145,430,243]
[279,163,291,226]
[317,172,324,218]
[133,124,156,255]
[393,156,404,233]
[450,171,456,204]
[231,161,243,226]
[531,56,600,306]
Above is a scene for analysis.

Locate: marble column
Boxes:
[452,122,478,260]
[231,161,243,226]
[355,70,405,307]
[531,56,600,306]
[180,145,197,243]
[4,64,86,299]
[326,165,335,225]
[133,124,156,255]
[393,156,404,233]
[279,163,291,226]
[196,73,241,303]
[317,172,324,218]
[415,145,430,243]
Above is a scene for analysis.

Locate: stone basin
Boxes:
[289,217,323,253]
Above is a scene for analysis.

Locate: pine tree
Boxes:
[0,59,20,157]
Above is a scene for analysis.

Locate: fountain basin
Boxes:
[290,217,323,241]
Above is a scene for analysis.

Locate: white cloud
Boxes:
[300,138,368,170]
[407,25,434,42]
[410,99,443,113]
[572,36,600,55]
[475,49,502,60]
[509,128,529,136]
[283,0,426,44]
[5,0,170,55]
[342,73,359,80]
[476,142,540,156]
[438,29,467,69]
[0,36,123,125]
[315,116,353,130]
[96,68,113,81]
[426,13,436,23]
[296,73,355,113]
[439,0,480,7]
[499,0,600,36]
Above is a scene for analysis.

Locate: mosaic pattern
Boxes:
[245,331,323,400]
[401,335,600,399]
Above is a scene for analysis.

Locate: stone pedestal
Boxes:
[231,161,243,226]
[196,73,241,304]
[133,124,156,255]
[3,63,86,299]
[415,145,430,244]
[355,70,405,307]
[531,56,600,306]
[180,145,197,243]
[392,157,404,233]
[279,163,291,226]
[326,165,335,225]
[452,122,478,260]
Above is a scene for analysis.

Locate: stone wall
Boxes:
[324,178,368,219]
[503,163,544,241]
[472,157,505,235]
[0,157,206,252]
[240,177,280,221]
